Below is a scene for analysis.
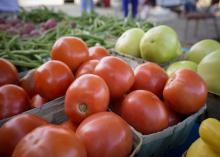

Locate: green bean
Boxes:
[8,60,41,68]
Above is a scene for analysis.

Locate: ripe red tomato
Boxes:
[51,36,89,72]
[31,94,47,108]
[88,46,109,60]
[35,60,74,100]
[76,112,132,157]
[0,84,30,120]
[60,120,77,132]
[0,114,48,157]
[20,69,37,97]
[0,58,19,86]
[163,69,207,115]
[65,74,109,124]
[132,62,168,98]
[94,56,134,98]
[75,59,99,78]
[163,101,182,126]
[121,90,169,135]
[12,125,87,157]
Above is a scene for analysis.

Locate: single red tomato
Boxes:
[163,101,182,126]
[60,120,77,132]
[94,56,134,98]
[31,94,47,108]
[163,69,207,115]
[35,60,74,100]
[0,114,48,157]
[75,59,99,78]
[12,125,87,157]
[20,69,37,97]
[51,36,89,72]
[88,46,109,60]
[0,84,30,120]
[132,62,168,98]
[65,74,109,124]
[76,112,132,157]
[0,58,19,86]
[121,90,169,135]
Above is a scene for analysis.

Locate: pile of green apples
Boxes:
[168,39,220,95]
[115,25,183,64]
[115,26,220,95]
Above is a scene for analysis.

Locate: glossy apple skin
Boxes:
[197,50,220,95]
[115,28,144,57]
[140,25,179,64]
[187,39,220,63]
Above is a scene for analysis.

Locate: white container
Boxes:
[18,0,64,7]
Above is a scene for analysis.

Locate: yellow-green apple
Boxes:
[197,49,220,95]
[115,28,144,57]
[187,39,220,63]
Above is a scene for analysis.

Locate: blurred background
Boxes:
[1,0,220,47]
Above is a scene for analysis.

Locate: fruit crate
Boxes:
[110,50,206,157]
[0,50,206,157]
[137,107,205,157]
[0,97,142,157]
[206,92,220,120]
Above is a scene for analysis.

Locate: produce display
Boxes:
[115,25,220,96]
[0,32,208,156]
[0,6,219,157]
[186,118,220,157]
[0,7,153,72]
[115,25,183,64]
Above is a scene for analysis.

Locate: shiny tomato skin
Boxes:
[94,56,134,98]
[163,69,207,115]
[121,90,169,135]
[12,125,87,157]
[0,114,48,157]
[35,60,74,100]
[51,36,89,72]
[0,84,30,120]
[75,59,99,78]
[60,120,77,132]
[20,69,37,97]
[65,74,109,124]
[132,62,168,98]
[88,46,109,60]
[76,112,133,157]
[0,58,19,86]
[31,94,47,108]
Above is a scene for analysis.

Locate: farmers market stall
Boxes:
[0,6,220,157]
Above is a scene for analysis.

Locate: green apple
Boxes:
[197,49,220,95]
[115,28,144,57]
[166,60,197,76]
[175,41,183,58]
[187,39,220,63]
[139,25,180,64]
